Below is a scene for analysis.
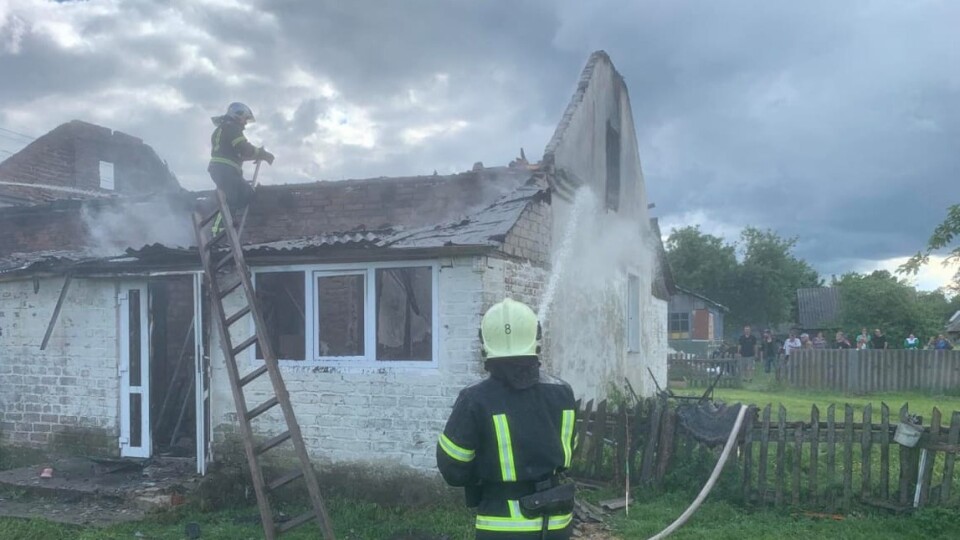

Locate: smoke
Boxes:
[80,196,197,256]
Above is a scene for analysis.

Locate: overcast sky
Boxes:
[1,0,958,289]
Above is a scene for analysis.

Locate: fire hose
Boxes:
[647,404,749,540]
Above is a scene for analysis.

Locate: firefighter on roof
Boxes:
[208,102,274,231]
[437,298,577,540]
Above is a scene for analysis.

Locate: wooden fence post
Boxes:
[758,404,772,505]
[920,407,941,506]
[843,404,854,509]
[898,403,911,506]
[810,405,820,507]
[861,404,873,501]
[655,407,677,486]
[742,406,756,503]
[880,402,890,501]
[591,400,608,478]
[574,399,594,462]
[941,411,960,503]
[826,404,837,513]
[792,416,803,506]
[640,399,663,485]
[776,405,787,507]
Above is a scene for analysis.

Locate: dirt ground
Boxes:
[574,522,620,539]
[0,496,146,526]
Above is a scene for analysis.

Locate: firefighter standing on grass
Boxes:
[208,102,275,232]
[437,298,577,540]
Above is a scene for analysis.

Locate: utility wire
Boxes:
[0,126,35,141]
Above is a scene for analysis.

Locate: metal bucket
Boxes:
[894,421,922,447]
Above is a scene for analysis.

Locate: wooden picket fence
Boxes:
[781,349,960,393]
[573,398,960,511]
[667,353,753,388]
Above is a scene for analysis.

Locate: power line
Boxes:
[0,126,35,141]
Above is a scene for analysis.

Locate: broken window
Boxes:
[605,121,621,211]
[100,161,115,190]
[627,274,640,352]
[255,271,306,360]
[376,267,433,361]
[316,273,365,358]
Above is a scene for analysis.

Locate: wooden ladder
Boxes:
[192,189,336,539]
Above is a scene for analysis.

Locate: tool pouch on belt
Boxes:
[519,482,576,516]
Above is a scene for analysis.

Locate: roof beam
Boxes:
[40,274,72,350]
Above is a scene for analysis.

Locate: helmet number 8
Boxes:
[504,324,512,334]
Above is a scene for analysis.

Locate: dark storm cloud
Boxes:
[0,0,957,284]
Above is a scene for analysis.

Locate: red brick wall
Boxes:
[0,206,87,255]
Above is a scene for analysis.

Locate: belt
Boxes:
[481,475,559,501]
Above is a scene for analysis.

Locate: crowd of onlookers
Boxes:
[714,325,956,375]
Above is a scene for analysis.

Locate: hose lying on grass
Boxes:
[647,404,749,540]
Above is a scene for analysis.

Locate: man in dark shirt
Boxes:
[738,326,758,359]
[870,328,888,350]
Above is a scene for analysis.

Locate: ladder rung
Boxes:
[246,396,279,420]
[219,279,243,298]
[199,210,220,227]
[225,306,251,327]
[232,335,258,356]
[215,252,235,271]
[239,364,269,387]
[268,469,304,492]
[208,229,227,248]
[256,430,291,455]
[276,510,316,534]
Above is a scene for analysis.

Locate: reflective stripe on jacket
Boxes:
[437,371,576,536]
[209,118,260,172]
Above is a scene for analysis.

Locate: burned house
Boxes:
[0,52,669,473]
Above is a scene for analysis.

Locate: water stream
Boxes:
[537,187,597,324]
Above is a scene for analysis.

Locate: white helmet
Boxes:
[226,102,255,123]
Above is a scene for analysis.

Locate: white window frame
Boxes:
[250,260,440,370]
[627,273,640,353]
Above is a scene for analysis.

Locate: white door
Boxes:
[119,283,150,458]
[193,273,212,474]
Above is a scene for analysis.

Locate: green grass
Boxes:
[673,371,960,420]
[0,497,476,540]
[610,491,960,539]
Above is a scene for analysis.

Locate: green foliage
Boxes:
[832,270,954,344]
[666,225,821,331]
[900,204,960,292]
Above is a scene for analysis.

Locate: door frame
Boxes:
[119,282,151,458]
[193,272,212,474]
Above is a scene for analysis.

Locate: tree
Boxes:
[900,204,960,292]
[832,270,952,344]
[665,226,738,308]
[731,228,821,328]
[665,226,820,332]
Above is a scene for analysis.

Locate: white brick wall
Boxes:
[0,278,119,450]
[209,258,487,471]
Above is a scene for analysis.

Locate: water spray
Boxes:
[537,187,597,324]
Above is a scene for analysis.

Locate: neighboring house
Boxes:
[797,287,842,334]
[667,287,728,355]
[0,120,180,207]
[947,311,960,340]
[0,51,668,473]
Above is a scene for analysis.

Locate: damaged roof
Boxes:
[0,165,548,278]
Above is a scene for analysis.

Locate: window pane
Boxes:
[255,271,306,360]
[128,289,141,386]
[130,393,142,447]
[317,274,365,357]
[376,267,432,361]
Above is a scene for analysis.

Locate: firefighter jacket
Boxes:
[209,117,263,173]
[437,360,577,538]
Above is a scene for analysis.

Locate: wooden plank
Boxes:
[920,407,941,506]
[614,404,627,486]
[899,404,910,506]
[776,405,787,507]
[592,400,608,478]
[810,405,820,507]
[40,274,72,351]
[758,404,772,505]
[861,404,873,501]
[880,402,890,501]
[793,417,803,506]
[655,407,677,486]
[639,400,663,485]
[941,411,960,503]
[630,401,645,483]
[843,404,854,509]
[573,399,593,462]
[742,406,756,503]
[826,404,837,513]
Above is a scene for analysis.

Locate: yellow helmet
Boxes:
[480,298,541,359]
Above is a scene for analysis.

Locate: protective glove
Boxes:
[259,148,275,165]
